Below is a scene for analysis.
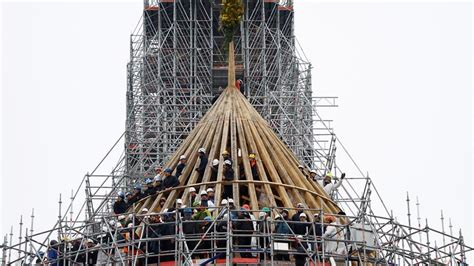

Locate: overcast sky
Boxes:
[1,0,472,257]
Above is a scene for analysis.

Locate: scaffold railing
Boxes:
[2,205,471,265]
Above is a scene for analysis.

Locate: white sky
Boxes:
[1,0,472,257]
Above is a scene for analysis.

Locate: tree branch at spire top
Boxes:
[219,0,244,54]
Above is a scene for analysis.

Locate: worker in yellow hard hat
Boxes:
[249,153,258,179]
[222,150,232,165]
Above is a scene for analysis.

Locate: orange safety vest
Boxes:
[123,232,143,256]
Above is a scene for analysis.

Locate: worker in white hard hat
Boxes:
[206,187,215,204]
[189,187,198,207]
[292,203,306,222]
[199,190,215,209]
[195,148,208,181]
[309,169,318,181]
[210,158,219,180]
[176,198,184,209]
[222,160,234,200]
[175,155,187,178]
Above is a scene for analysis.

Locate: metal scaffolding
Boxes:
[125,0,335,181]
[1,0,471,265]
[2,205,471,265]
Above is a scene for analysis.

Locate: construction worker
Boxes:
[189,187,198,207]
[175,155,186,178]
[234,208,254,258]
[195,148,208,182]
[293,213,311,235]
[144,178,156,196]
[128,184,143,205]
[47,240,59,266]
[193,201,212,221]
[235,79,244,94]
[293,235,309,266]
[159,197,167,209]
[249,153,259,180]
[322,215,341,255]
[292,203,305,222]
[162,168,179,189]
[210,159,219,180]
[153,166,162,180]
[274,213,290,260]
[309,169,318,181]
[181,208,197,254]
[113,191,128,215]
[146,213,161,264]
[222,160,234,199]
[258,207,272,259]
[206,187,215,205]
[199,190,215,208]
[222,150,233,165]
[317,172,345,199]
[298,165,309,179]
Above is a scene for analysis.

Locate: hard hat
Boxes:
[224,160,232,166]
[189,187,196,193]
[200,190,207,196]
[125,192,132,196]
[198,147,206,153]
[206,188,214,193]
[154,175,162,182]
[176,199,183,204]
[249,153,256,159]
[116,223,123,228]
[298,165,304,169]
[141,208,149,213]
[274,214,282,219]
[118,215,126,220]
[118,191,125,198]
[262,207,270,212]
[204,216,212,221]
[145,178,153,184]
[109,220,116,226]
[228,198,234,204]
[222,150,230,155]
[164,168,172,173]
[310,169,317,174]
[300,213,307,218]
[183,208,193,214]
[154,166,162,172]
[324,215,336,223]
[127,223,134,228]
[212,159,220,166]
[242,204,250,211]
[296,203,304,208]
[325,172,333,178]
[180,155,186,160]
[134,184,141,190]
[221,199,228,205]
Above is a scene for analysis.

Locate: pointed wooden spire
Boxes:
[228,41,236,88]
[133,42,341,217]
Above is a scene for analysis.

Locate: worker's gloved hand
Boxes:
[341,173,346,179]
